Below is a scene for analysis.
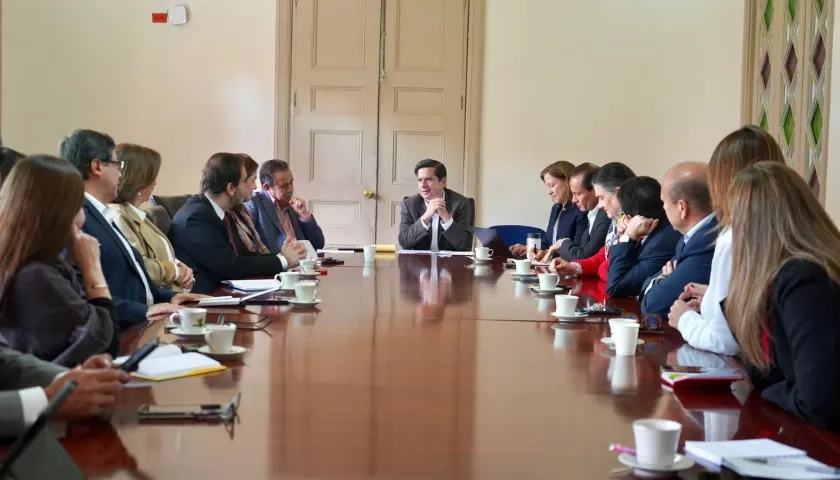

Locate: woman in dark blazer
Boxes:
[511,161,588,261]
[725,162,840,434]
[0,155,118,367]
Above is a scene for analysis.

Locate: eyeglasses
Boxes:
[99,159,124,170]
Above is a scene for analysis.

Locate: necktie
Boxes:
[277,206,297,242]
[223,213,240,255]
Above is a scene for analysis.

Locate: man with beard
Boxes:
[171,153,305,293]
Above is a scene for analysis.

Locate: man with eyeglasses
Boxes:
[60,129,202,329]
[245,159,325,252]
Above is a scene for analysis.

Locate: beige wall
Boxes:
[1,0,280,195]
[478,0,745,228]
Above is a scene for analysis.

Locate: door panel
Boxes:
[290,0,382,247]
[376,0,468,244]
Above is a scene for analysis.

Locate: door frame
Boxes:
[273,0,485,200]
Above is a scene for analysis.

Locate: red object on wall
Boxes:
[151,12,168,23]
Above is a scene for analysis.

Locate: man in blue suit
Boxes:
[606,176,682,298]
[639,163,716,316]
[245,159,325,253]
[60,129,202,329]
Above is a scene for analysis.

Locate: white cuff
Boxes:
[573,263,582,276]
[421,219,430,230]
[18,387,50,427]
[440,217,454,230]
[277,254,289,270]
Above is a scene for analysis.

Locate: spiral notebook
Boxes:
[684,439,840,479]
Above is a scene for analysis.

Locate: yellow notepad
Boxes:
[374,244,397,252]
[119,348,227,382]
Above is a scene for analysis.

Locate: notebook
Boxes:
[684,439,840,479]
[115,345,226,382]
[660,366,744,389]
[221,279,279,292]
[198,285,280,306]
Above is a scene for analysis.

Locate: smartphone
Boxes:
[137,404,222,421]
[120,337,160,372]
[518,276,540,284]
[581,306,624,315]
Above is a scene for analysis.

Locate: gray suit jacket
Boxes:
[398,189,473,251]
[0,335,66,437]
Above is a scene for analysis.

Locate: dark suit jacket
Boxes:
[639,217,718,316]
[0,258,119,367]
[0,335,67,437]
[605,217,682,298]
[171,194,286,293]
[559,208,611,261]
[79,198,175,328]
[245,190,326,252]
[541,201,587,250]
[398,189,473,251]
[744,259,840,433]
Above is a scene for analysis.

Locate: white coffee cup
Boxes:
[538,273,558,290]
[300,259,317,274]
[475,246,493,260]
[204,323,236,353]
[633,418,682,468]
[610,320,640,356]
[363,245,377,262]
[275,272,300,289]
[294,281,318,302]
[514,259,532,275]
[608,318,639,337]
[554,294,578,317]
[170,308,206,334]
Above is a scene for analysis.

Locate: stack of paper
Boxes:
[116,345,226,382]
[222,279,279,292]
[684,439,840,479]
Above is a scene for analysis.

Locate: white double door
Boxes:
[289,0,468,246]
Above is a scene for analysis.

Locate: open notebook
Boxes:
[115,344,226,382]
[684,439,840,479]
[660,367,744,389]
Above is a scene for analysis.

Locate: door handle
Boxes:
[363,188,376,199]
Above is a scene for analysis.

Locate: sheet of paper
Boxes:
[222,279,279,291]
[114,344,182,366]
[135,352,222,381]
[684,439,805,465]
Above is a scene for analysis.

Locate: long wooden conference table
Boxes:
[42,254,840,478]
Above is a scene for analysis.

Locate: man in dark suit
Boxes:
[60,129,201,328]
[606,176,682,298]
[640,163,717,316]
[171,153,306,293]
[0,336,128,438]
[558,163,612,261]
[398,159,473,251]
[245,159,325,253]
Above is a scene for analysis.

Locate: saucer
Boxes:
[289,298,322,307]
[297,272,321,280]
[551,312,588,322]
[198,345,248,360]
[601,337,645,346]
[530,286,570,295]
[617,453,694,474]
[468,256,493,264]
[170,327,206,339]
[511,273,536,279]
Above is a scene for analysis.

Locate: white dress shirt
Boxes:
[677,228,740,355]
[127,203,180,279]
[85,193,154,306]
[206,194,288,269]
[420,199,454,251]
[17,371,67,429]
[587,207,600,234]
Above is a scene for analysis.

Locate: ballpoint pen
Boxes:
[608,443,637,456]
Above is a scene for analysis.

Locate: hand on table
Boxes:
[549,258,578,276]
[146,303,179,319]
[171,293,208,305]
[46,368,129,420]
[509,244,527,257]
[537,240,564,263]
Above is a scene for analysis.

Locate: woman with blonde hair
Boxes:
[668,125,785,355]
[510,160,587,261]
[725,162,840,432]
[111,144,194,292]
[230,153,270,254]
[0,155,118,366]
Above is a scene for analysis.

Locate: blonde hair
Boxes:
[726,162,840,370]
[114,144,161,204]
[708,125,784,225]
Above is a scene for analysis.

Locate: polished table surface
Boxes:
[52,255,840,478]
